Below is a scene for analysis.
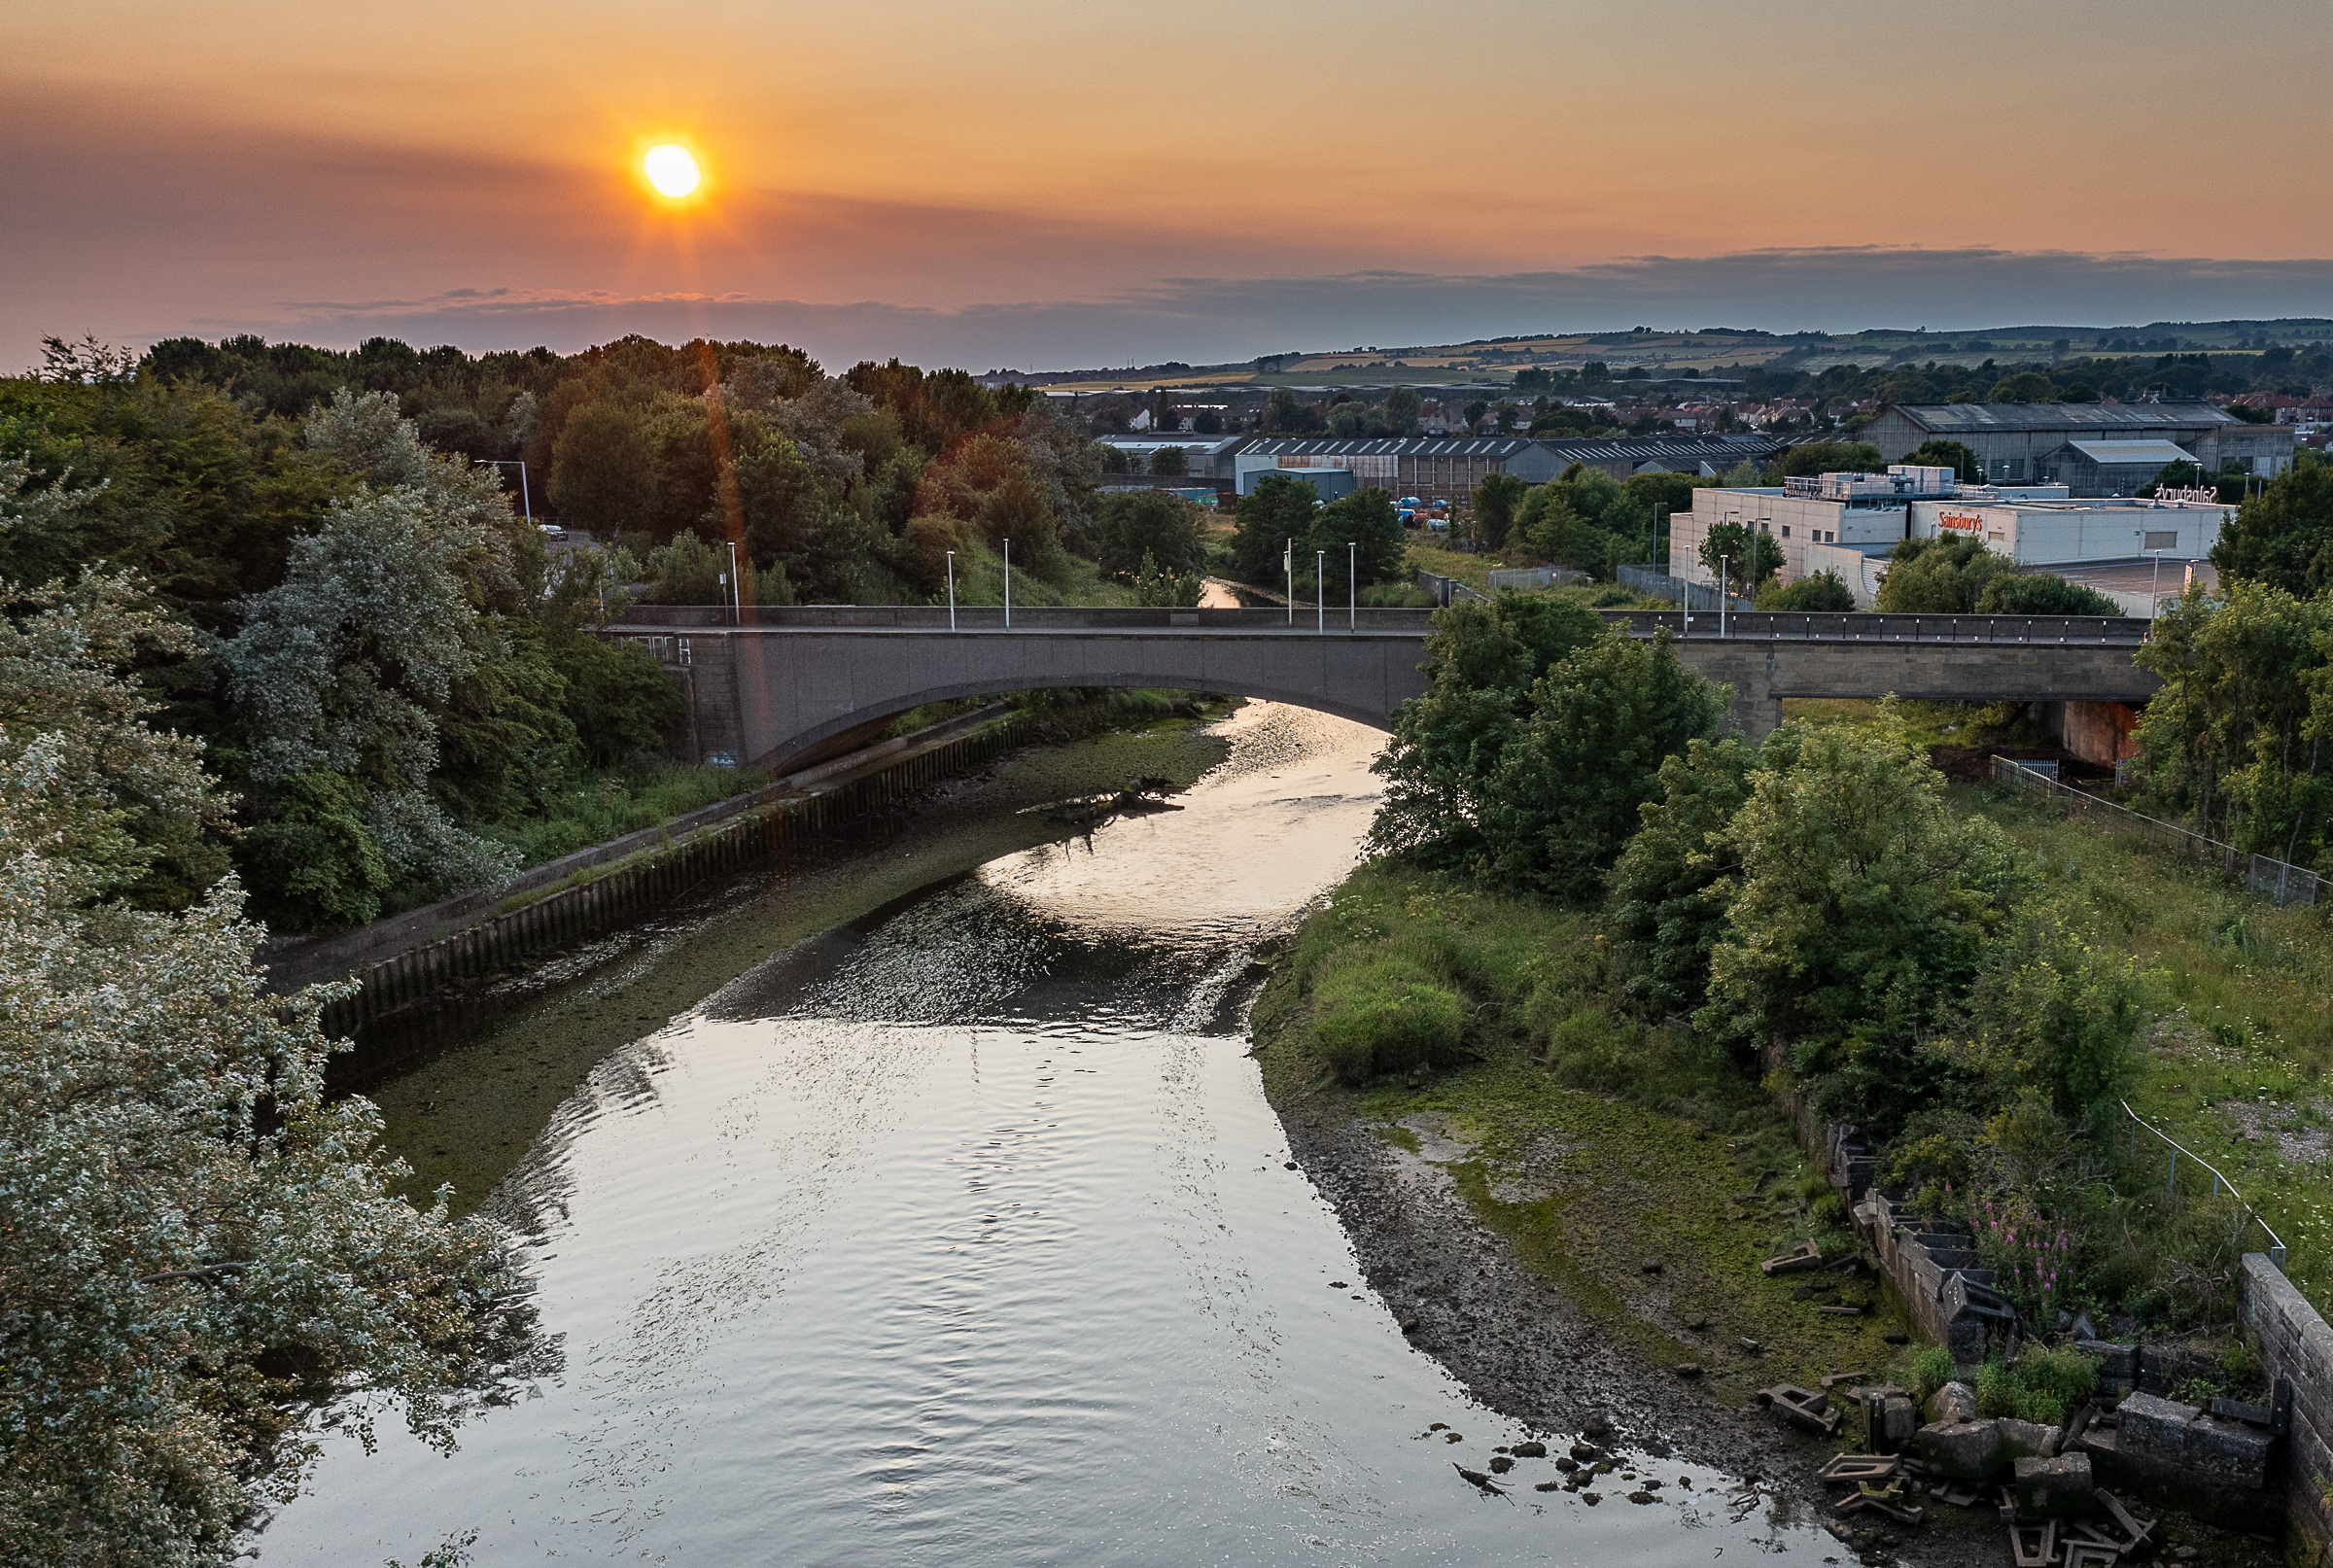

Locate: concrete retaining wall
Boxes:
[2241,1253,2333,1563]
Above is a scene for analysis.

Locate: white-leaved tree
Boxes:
[0,574,530,1566]
[219,392,527,924]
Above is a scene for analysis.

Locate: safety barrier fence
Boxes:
[1992,756,2320,908]
[2119,1099,2289,1272]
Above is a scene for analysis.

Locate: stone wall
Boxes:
[2240,1253,2333,1564]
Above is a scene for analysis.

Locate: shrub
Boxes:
[1903,1343,1960,1403]
[1974,1349,2098,1426]
[1312,976,1468,1083]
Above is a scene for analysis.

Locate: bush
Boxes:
[1758,571,1858,611]
[1311,968,1468,1083]
[1974,1350,2098,1427]
[1903,1343,1960,1403]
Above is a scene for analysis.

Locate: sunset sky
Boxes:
[8,0,2329,372]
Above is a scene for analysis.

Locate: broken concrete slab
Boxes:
[1998,1417,2061,1461]
[1759,1241,1825,1275]
[1913,1419,2003,1481]
[2013,1452,2094,1519]
[1925,1380,1978,1424]
[2116,1390,2275,1491]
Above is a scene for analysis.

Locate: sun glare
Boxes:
[644,144,702,199]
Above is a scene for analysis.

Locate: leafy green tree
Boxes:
[1228,473,1320,583]
[1472,472,1529,548]
[1757,570,1858,610]
[547,398,652,534]
[1147,444,1188,476]
[1516,468,1648,576]
[1987,371,2060,403]
[1130,548,1202,608]
[1263,389,1325,434]
[1699,715,2031,1130]
[1366,596,1606,864]
[1905,439,1980,481]
[2133,578,2333,863]
[2210,454,2333,598]
[1606,734,1775,1015]
[1093,490,1203,578]
[1463,399,1489,431]
[1698,519,1784,587]
[1381,386,1422,435]
[1310,487,1409,588]
[1777,440,1885,478]
[1974,572,2121,615]
[1477,630,1731,899]
[0,588,522,1563]
[1874,535,2014,612]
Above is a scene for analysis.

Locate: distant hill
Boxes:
[1016,319,2333,392]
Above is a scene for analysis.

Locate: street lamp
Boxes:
[1284,538,1295,626]
[1316,549,1325,634]
[725,540,743,621]
[473,459,533,526]
[1720,553,1729,639]
[946,550,957,630]
[1003,538,1011,629]
[1347,540,1356,632]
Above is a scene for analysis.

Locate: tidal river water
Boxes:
[261,703,1821,1567]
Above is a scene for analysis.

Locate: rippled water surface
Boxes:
[264,705,1819,1565]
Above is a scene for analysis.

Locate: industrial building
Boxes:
[1863,403,2294,492]
[1234,437,1569,503]
[1094,434,1246,501]
[1533,433,1786,481]
[1674,466,2232,615]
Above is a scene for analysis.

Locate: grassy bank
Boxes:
[1785,697,2333,1322]
[1251,861,1915,1405]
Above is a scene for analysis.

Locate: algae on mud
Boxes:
[348,703,1240,1215]
[1249,861,1914,1408]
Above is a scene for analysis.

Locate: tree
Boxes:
[1147,445,1188,476]
[1757,570,1858,611]
[2133,578,2333,864]
[1228,473,1320,583]
[1477,630,1732,899]
[1905,439,1981,481]
[1698,520,1784,587]
[1192,408,1224,436]
[1263,389,1324,435]
[1472,472,1529,548]
[1381,386,1422,435]
[0,581,524,1564]
[1463,399,1488,432]
[1974,572,2121,616]
[1987,371,2060,403]
[2210,455,2333,598]
[1698,715,2031,1129]
[1366,596,1605,865]
[1873,535,2014,613]
[1778,440,1885,478]
[1092,490,1202,578]
[1606,734,1775,1015]
[1517,468,1648,577]
[1310,487,1409,589]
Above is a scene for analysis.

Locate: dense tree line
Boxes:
[5,333,1214,933]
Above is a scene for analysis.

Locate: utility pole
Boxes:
[474,459,533,526]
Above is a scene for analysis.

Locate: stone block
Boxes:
[2112,1390,2276,1494]
[1926,1381,1978,1425]
[2115,1391,2200,1467]
[1882,1396,1918,1450]
[2014,1452,2094,1519]
[1999,1417,2060,1460]
[1914,1419,2003,1481]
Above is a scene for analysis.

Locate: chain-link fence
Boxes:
[1992,756,2320,909]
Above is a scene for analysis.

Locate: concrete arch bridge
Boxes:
[606,606,2161,773]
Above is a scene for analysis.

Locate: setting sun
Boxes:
[643,143,701,199]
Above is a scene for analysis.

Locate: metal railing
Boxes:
[1992,757,2320,908]
[2119,1099,2288,1272]
[1485,565,1588,594]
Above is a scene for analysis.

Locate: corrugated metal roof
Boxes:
[1892,403,2232,433]
[1243,437,1549,456]
[1537,434,1785,462]
[2062,439,2196,466]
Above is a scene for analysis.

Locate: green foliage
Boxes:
[1515,467,1652,576]
[1478,632,1732,899]
[1700,715,2032,1131]
[2133,577,2333,865]
[1359,581,1438,608]
[1987,371,2062,404]
[1311,966,1469,1084]
[1129,549,1202,608]
[1778,440,1885,478]
[484,759,768,865]
[1313,487,1411,589]
[1875,535,2017,613]
[238,768,391,929]
[1758,571,1858,611]
[1606,736,1768,1016]
[1973,1350,2098,1426]
[1698,520,1785,587]
[1975,572,2122,616]
[1472,471,1529,547]
[1228,473,1321,582]
[1901,1343,1961,1403]
[2211,453,2333,598]
[1905,439,1981,481]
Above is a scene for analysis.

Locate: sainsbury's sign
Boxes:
[1939,511,1983,533]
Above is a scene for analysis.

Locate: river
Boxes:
[259,702,1822,1566]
